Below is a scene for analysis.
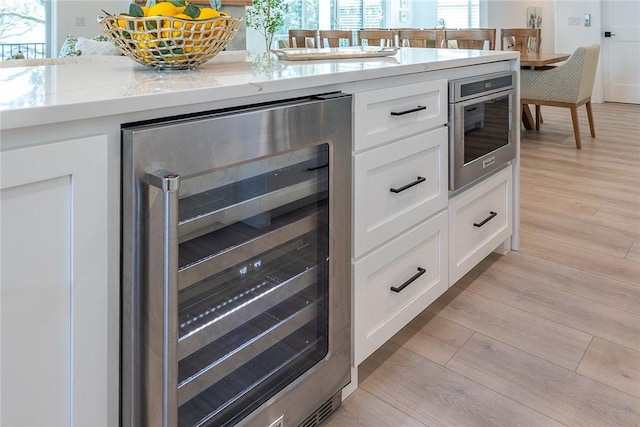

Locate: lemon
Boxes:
[147,2,178,17]
[196,8,220,30]
[197,8,221,19]
[141,6,149,17]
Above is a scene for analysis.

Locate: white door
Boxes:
[602,0,640,103]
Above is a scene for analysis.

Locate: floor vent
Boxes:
[298,392,342,427]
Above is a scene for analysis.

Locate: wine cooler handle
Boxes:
[146,170,180,427]
[473,211,497,228]
[390,267,426,293]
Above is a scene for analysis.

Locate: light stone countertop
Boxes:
[0,49,518,131]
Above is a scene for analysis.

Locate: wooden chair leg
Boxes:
[535,104,541,130]
[569,105,582,149]
[522,104,535,130]
[585,102,596,137]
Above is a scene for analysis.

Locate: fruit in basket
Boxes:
[147,2,178,17]
[100,1,240,69]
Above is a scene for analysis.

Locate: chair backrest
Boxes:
[520,45,601,104]
[357,29,398,47]
[398,29,441,48]
[575,45,601,102]
[319,30,353,48]
[288,29,318,48]
[443,28,496,50]
[501,28,541,53]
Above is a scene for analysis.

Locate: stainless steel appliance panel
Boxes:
[121,94,352,427]
[448,72,517,191]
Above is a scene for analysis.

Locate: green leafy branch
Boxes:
[246,0,289,51]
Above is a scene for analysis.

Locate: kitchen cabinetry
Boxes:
[0,135,110,426]
[353,211,448,364]
[0,49,520,422]
[448,165,513,285]
[351,79,449,365]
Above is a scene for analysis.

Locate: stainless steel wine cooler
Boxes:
[121,94,352,427]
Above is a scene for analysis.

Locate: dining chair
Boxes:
[398,29,441,48]
[520,45,601,149]
[288,29,318,48]
[319,30,353,48]
[443,28,496,50]
[357,29,398,47]
[500,28,541,53]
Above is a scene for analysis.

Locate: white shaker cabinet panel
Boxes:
[353,211,448,365]
[353,126,447,258]
[448,165,513,285]
[1,135,109,427]
[353,80,447,152]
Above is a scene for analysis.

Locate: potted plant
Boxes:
[246,0,289,51]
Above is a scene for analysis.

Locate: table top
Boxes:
[520,52,570,67]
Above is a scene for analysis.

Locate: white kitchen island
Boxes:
[0,48,519,426]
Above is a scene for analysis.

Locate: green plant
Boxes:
[245,0,289,51]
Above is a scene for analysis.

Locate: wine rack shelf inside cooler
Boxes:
[177,155,328,243]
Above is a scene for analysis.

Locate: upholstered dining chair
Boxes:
[397,29,440,48]
[520,45,600,149]
[319,30,353,48]
[500,28,541,53]
[357,29,397,47]
[288,29,318,48]
[443,28,496,50]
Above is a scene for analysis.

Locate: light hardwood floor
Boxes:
[325,102,640,427]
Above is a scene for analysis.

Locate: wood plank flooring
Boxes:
[324,102,640,427]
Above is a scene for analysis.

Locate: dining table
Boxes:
[520,52,571,129]
[520,52,571,69]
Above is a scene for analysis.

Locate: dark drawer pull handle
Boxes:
[390,267,426,293]
[474,211,498,227]
[390,105,426,116]
[390,176,426,193]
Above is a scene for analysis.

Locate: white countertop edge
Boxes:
[0,49,519,131]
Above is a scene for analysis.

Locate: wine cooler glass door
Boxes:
[122,94,352,427]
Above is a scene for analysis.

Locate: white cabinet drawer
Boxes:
[353,126,447,258]
[449,165,512,285]
[354,211,448,365]
[353,80,447,152]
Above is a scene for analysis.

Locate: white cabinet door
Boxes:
[1,135,109,426]
[353,211,448,365]
[353,80,447,152]
[448,165,512,285]
[353,126,447,258]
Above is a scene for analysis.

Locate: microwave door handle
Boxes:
[145,170,180,427]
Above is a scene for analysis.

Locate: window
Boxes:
[257,0,480,50]
[436,0,479,28]
[0,0,48,59]
[280,0,479,32]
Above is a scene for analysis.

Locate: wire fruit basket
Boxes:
[100,14,241,70]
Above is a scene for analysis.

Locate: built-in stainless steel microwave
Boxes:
[448,71,517,190]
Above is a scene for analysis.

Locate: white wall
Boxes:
[53,1,129,55]
[485,0,556,52]
[554,0,603,101]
